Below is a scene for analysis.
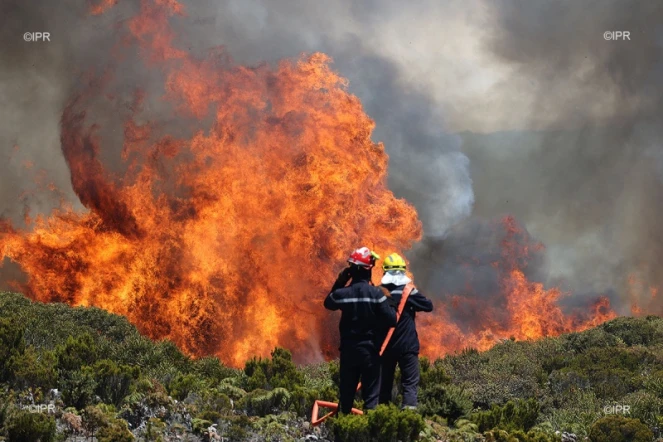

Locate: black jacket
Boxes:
[379,283,433,355]
[324,279,397,349]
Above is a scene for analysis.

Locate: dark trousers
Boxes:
[339,342,381,414]
[379,351,420,407]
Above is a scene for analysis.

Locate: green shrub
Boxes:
[8,346,57,391]
[5,409,56,442]
[168,373,208,401]
[60,369,97,409]
[240,387,291,416]
[601,317,660,346]
[144,417,167,441]
[216,380,247,401]
[0,317,25,382]
[622,390,662,427]
[471,399,539,433]
[289,385,338,417]
[192,417,213,435]
[330,412,370,442]
[544,389,601,437]
[419,357,451,388]
[56,333,98,372]
[195,388,233,416]
[193,356,236,384]
[588,415,653,442]
[483,428,561,442]
[329,404,424,442]
[244,347,304,391]
[564,327,621,353]
[368,404,424,442]
[97,417,135,442]
[89,359,140,407]
[419,384,473,424]
[82,404,110,438]
[220,414,253,441]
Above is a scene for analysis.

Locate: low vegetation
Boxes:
[0,291,662,441]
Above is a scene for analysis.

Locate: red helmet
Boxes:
[347,247,380,268]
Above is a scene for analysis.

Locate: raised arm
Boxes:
[408,288,434,312]
[324,268,352,311]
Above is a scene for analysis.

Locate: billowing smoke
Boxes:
[457,0,663,315]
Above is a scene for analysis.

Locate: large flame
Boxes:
[1,0,618,366]
[0,0,422,366]
[418,216,617,356]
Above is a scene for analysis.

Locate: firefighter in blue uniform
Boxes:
[378,253,433,409]
[324,247,397,414]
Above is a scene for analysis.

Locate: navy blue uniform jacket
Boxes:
[380,283,433,355]
[324,280,397,349]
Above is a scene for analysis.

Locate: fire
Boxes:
[418,216,617,356]
[0,0,421,366]
[1,0,619,366]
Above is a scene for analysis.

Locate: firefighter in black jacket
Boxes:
[378,253,433,408]
[324,247,397,414]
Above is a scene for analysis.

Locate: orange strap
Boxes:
[311,283,415,426]
[379,283,414,355]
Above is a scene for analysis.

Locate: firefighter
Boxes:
[324,247,397,414]
[378,253,433,409]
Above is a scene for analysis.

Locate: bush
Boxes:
[193,356,236,384]
[545,389,602,437]
[368,404,424,442]
[82,404,110,438]
[330,404,424,442]
[289,384,338,417]
[564,327,621,353]
[330,412,370,442]
[56,333,98,372]
[621,390,662,427]
[588,415,653,442]
[419,384,473,424]
[240,387,291,416]
[90,359,140,407]
[419,357,451,389]
[601,317,660,346]
[0,317,25,382]
[483,428,561,442]
[5,409,56,442]
[472,399,539,433]
[168,372,208,401]
[8,346,57,391]
[97,417,135,442]
[60,368,97,409]
[244,347,304,391]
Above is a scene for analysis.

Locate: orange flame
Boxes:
[418,216,617,356]
[1,0,422,367]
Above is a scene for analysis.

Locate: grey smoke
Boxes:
[457,0,663,314]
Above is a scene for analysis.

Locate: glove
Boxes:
[335,267,352,286]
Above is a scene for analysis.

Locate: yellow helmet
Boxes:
[382,253,406,272]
